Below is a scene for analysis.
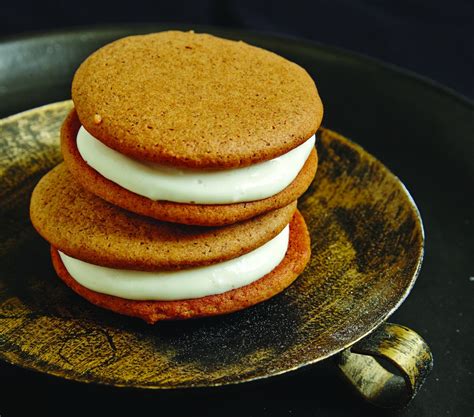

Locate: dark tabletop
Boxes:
[0,6,473,417]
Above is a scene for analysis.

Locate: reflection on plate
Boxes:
[0,101,422,388]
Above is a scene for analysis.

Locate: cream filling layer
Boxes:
[77,127,315,204]
[58,225,289,301]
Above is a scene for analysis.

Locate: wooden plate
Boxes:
[0,100,423,388]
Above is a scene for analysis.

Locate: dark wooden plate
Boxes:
[0,99,423,389]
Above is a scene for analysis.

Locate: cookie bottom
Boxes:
[62,109,318,226]
[51,210,311,324]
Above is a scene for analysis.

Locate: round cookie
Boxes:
[61,109,318,226]
[51,210,311,323]
[30,163,297,271]
[72,31,323,169]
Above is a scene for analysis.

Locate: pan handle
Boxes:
[335,322,433,408]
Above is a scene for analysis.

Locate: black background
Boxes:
[1,0,473,99]
[0,2,473,417]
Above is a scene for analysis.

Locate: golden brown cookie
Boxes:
[30,163,297,271]
[72,31,323,169]
[51,210,310,323]
[61,109,317,226]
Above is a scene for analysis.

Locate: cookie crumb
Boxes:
[93,114,102,124]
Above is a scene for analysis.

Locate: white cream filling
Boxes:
[59,225,289,301]
[77,127,315,204]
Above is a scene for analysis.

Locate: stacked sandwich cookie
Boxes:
[30,31,323,323]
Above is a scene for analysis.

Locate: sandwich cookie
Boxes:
[66,31,322,226]
[30,164,311,323]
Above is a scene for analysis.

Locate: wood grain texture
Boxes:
[0,101,424,388]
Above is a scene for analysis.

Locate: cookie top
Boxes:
[30,164,296,271]
[72,31,323,169]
